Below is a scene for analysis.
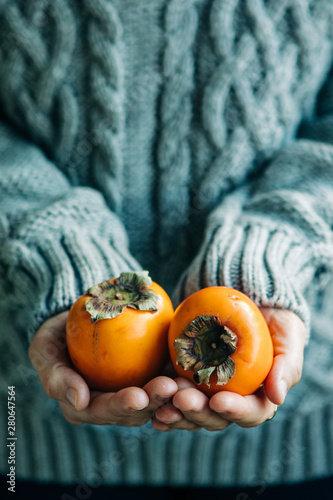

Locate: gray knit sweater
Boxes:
[1,0,333,488]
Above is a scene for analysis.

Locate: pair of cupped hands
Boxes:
[29,307,306,432]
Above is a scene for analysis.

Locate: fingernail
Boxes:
[279,380,288,402]
[66,388,77,409]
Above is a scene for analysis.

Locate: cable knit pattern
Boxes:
[196,0,331,212]
[157,0,199,258]
[0,0,79,162]
[83,0,125,214]
[1,0,333,490]
[174,0,333,326]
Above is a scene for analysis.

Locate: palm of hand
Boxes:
[29,308,306,430]
[29,311,178,426]
[152,308,306,431]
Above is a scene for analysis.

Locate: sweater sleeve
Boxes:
[0,120,141,342]
[174,67,333,335]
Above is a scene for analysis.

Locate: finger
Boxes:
[152,419,202,432]
[143,376,178,411]
[209,388,277,428]
[172,388,230,431]
[82,377,178,426]
[152,413,202,432]
[260,308,306,405]
[153,378,228,431]
[174,377,198,390]
[29,313,90,411]
[154,402,185,425]
[151,418,174,431]
[154,400,202,431]
[60,386,150,426]
[44,362,90,411]
[28,312,70,372]
[265,352,303,406]
[151,377,200,426]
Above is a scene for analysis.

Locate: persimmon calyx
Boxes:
[174,315,237,386]
[85,271,158,322]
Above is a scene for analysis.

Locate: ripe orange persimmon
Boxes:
[66,271,174,392]
[168,287,273,397]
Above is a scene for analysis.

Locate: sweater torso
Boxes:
[1,0,333,489]
[1,0,332,291]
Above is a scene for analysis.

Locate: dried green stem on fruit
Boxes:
[174,315,237,386]
[85,271,158,322]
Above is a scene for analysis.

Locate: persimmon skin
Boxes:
[168,287,274,397]
[66,281,174,392]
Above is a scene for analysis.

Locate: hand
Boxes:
[152,308,307,431]
[28,311,178,426]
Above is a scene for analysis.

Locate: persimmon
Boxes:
[168,287,273,397]
[66,271,174,392]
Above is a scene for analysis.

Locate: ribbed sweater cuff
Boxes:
[25,234,141,343]
[18,240,140,344]
[174,222,313,335]
[0,190,142,343]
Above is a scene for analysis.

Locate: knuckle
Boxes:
[44,372,63,401]
[44,379,58,400]
[89,407,111,425]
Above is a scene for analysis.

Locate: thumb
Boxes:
[28,311,90,411]
[260,308,307,406]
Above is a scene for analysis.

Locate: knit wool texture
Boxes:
[1,0,333,488]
